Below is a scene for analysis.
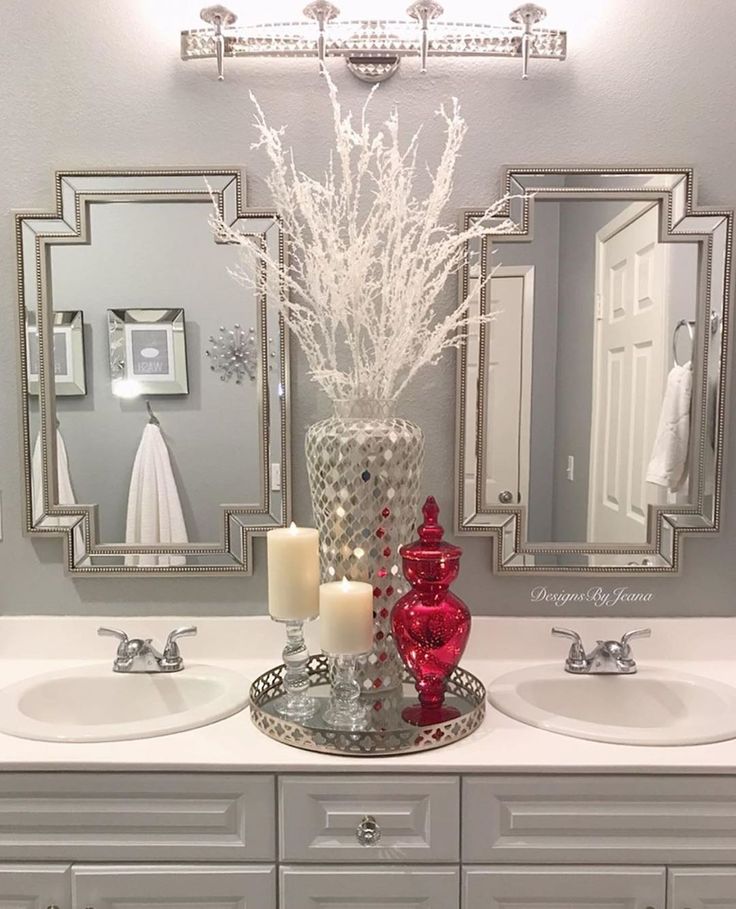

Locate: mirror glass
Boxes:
[457,169,731,572]
[17,170,290,574]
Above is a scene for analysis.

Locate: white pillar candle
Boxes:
[267,523,320,621]
[320,578,374,655]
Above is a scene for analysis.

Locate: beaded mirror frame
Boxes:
[15,168,291,575]
[455,167,733,574]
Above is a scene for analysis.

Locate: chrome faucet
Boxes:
[552,627,651,675]
[98,626,197,673]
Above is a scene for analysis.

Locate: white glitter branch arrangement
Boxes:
[212,75,514,405]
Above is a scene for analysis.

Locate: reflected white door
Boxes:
[588,203,668,542]
[464,266,534,510]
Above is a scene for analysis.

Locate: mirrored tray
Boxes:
[250,654,486,756]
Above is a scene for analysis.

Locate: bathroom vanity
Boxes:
[0,616,734,909]
[3,771,735,909]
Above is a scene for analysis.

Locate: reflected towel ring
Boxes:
[672,312,721,367]
[673,319,695,367]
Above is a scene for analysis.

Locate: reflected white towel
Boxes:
[125,423,188,567]
[32,428,76,524]
[646,364,693,492]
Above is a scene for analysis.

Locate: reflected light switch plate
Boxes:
[271,463,282,492]
[566,456,574,482]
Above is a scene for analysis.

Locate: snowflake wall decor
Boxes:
[205,324,259,384]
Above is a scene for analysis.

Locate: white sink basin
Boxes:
[487,664,736,746]
[0,664,250,743]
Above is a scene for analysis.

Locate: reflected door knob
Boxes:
[356,814,382,846]
[498,490,514,504]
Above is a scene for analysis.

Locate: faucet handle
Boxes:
[552,626,585,649]
[161,626,198,670]
[620,627,652,651]
[98,627,129,654]
[165,626,197,650]
[551,627,588,671]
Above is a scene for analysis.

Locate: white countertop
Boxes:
[0,615,735,774]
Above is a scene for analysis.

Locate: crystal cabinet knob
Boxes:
[356,814,382,846]
[498,490,514,504]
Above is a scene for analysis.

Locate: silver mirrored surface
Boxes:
[16,169,290,575]
[456,168,732,573]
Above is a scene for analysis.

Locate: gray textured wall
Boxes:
[0,0,734,617]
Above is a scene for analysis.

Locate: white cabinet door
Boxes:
[669,869,736,909]
[71,865,275,909]
[280,866,459,909]
[0,864,70,909]
[464,866,666,909]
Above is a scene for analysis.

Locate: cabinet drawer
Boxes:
[0,864,71,909]
[463,775,736,864]
[280,865,459,909]
[279,775,459,862]
[0,773,275,861]
[71,864,276,909]
[668,868,736,908]
[463,867,666,909]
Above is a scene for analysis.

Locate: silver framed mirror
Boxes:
[16,168,291,575]
[456,168,732,573]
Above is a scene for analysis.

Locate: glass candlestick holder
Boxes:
[272,617,317,721]
[323,652,369,730]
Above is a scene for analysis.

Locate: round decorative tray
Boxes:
[249,654,486,756]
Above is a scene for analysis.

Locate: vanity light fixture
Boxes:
[181,2,566,83]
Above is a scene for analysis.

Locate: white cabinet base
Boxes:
[0,864,70,909]
[463,866,666,909]
[71,865,276,909]
[280,866,459,909]
[668,868,736,909]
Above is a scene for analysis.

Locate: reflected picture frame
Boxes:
[26,310,86,396]
[108,308,189,396]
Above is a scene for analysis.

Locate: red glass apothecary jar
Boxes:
[391,496,471,726]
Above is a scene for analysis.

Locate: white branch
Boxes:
[211,75,521,404]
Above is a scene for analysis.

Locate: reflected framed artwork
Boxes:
[108,308,189,396]
[26,310,86,396]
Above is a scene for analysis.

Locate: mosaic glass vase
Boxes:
[305,398,424,693]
